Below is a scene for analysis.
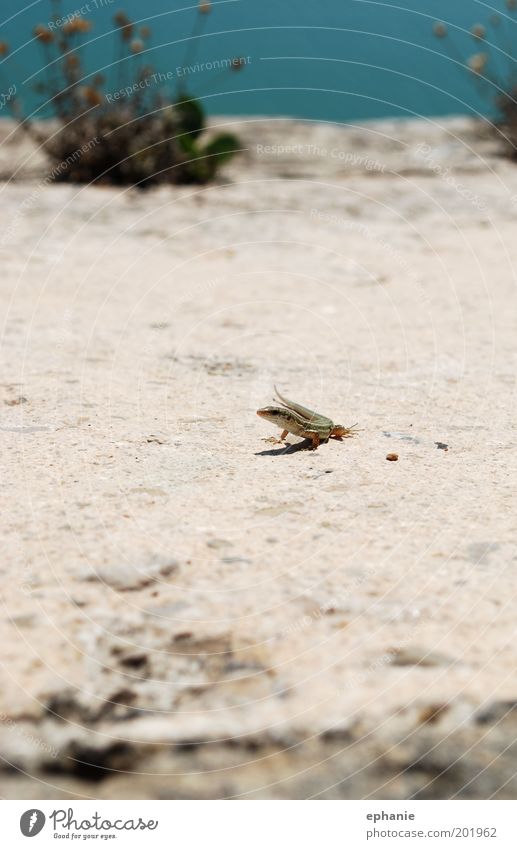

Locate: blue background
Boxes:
[0,0,513,122]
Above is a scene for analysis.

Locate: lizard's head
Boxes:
[256,406,291,425]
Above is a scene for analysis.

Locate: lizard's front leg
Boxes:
[262,429,289,445]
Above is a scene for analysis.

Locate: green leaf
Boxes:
[174,95,205,138]
[177,132,197,154]
[202,132,240,164]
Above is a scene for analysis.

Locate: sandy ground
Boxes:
[0,114,517,799]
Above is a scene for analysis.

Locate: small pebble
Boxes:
[386,453,398,462]
[4,396,28,406]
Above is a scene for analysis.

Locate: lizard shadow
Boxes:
[255,439,315,457]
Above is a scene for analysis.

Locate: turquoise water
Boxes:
[0,0,512,122]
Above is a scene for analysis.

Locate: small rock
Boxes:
[418,703,450,725]
[386,453,399,461]
[119,654,148,670]
[173,632,194,642]
[383,431,419,444]
[9,613,36,627]
[221,556,251,564]
[206,538,233,550]
[390,647,455,668]
[85,558,178,591]
[4,396,28,406]
[476,700,517,725]
[467,541,499,567]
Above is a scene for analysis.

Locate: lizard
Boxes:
[256,386,358,450]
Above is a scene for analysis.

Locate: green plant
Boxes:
[433,1,517,156]
[9,1,243,186]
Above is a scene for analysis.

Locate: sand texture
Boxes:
[0,115,516,799]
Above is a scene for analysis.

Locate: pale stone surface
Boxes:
[0,115,516,798]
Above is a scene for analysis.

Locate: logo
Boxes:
[20,809,46,837]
